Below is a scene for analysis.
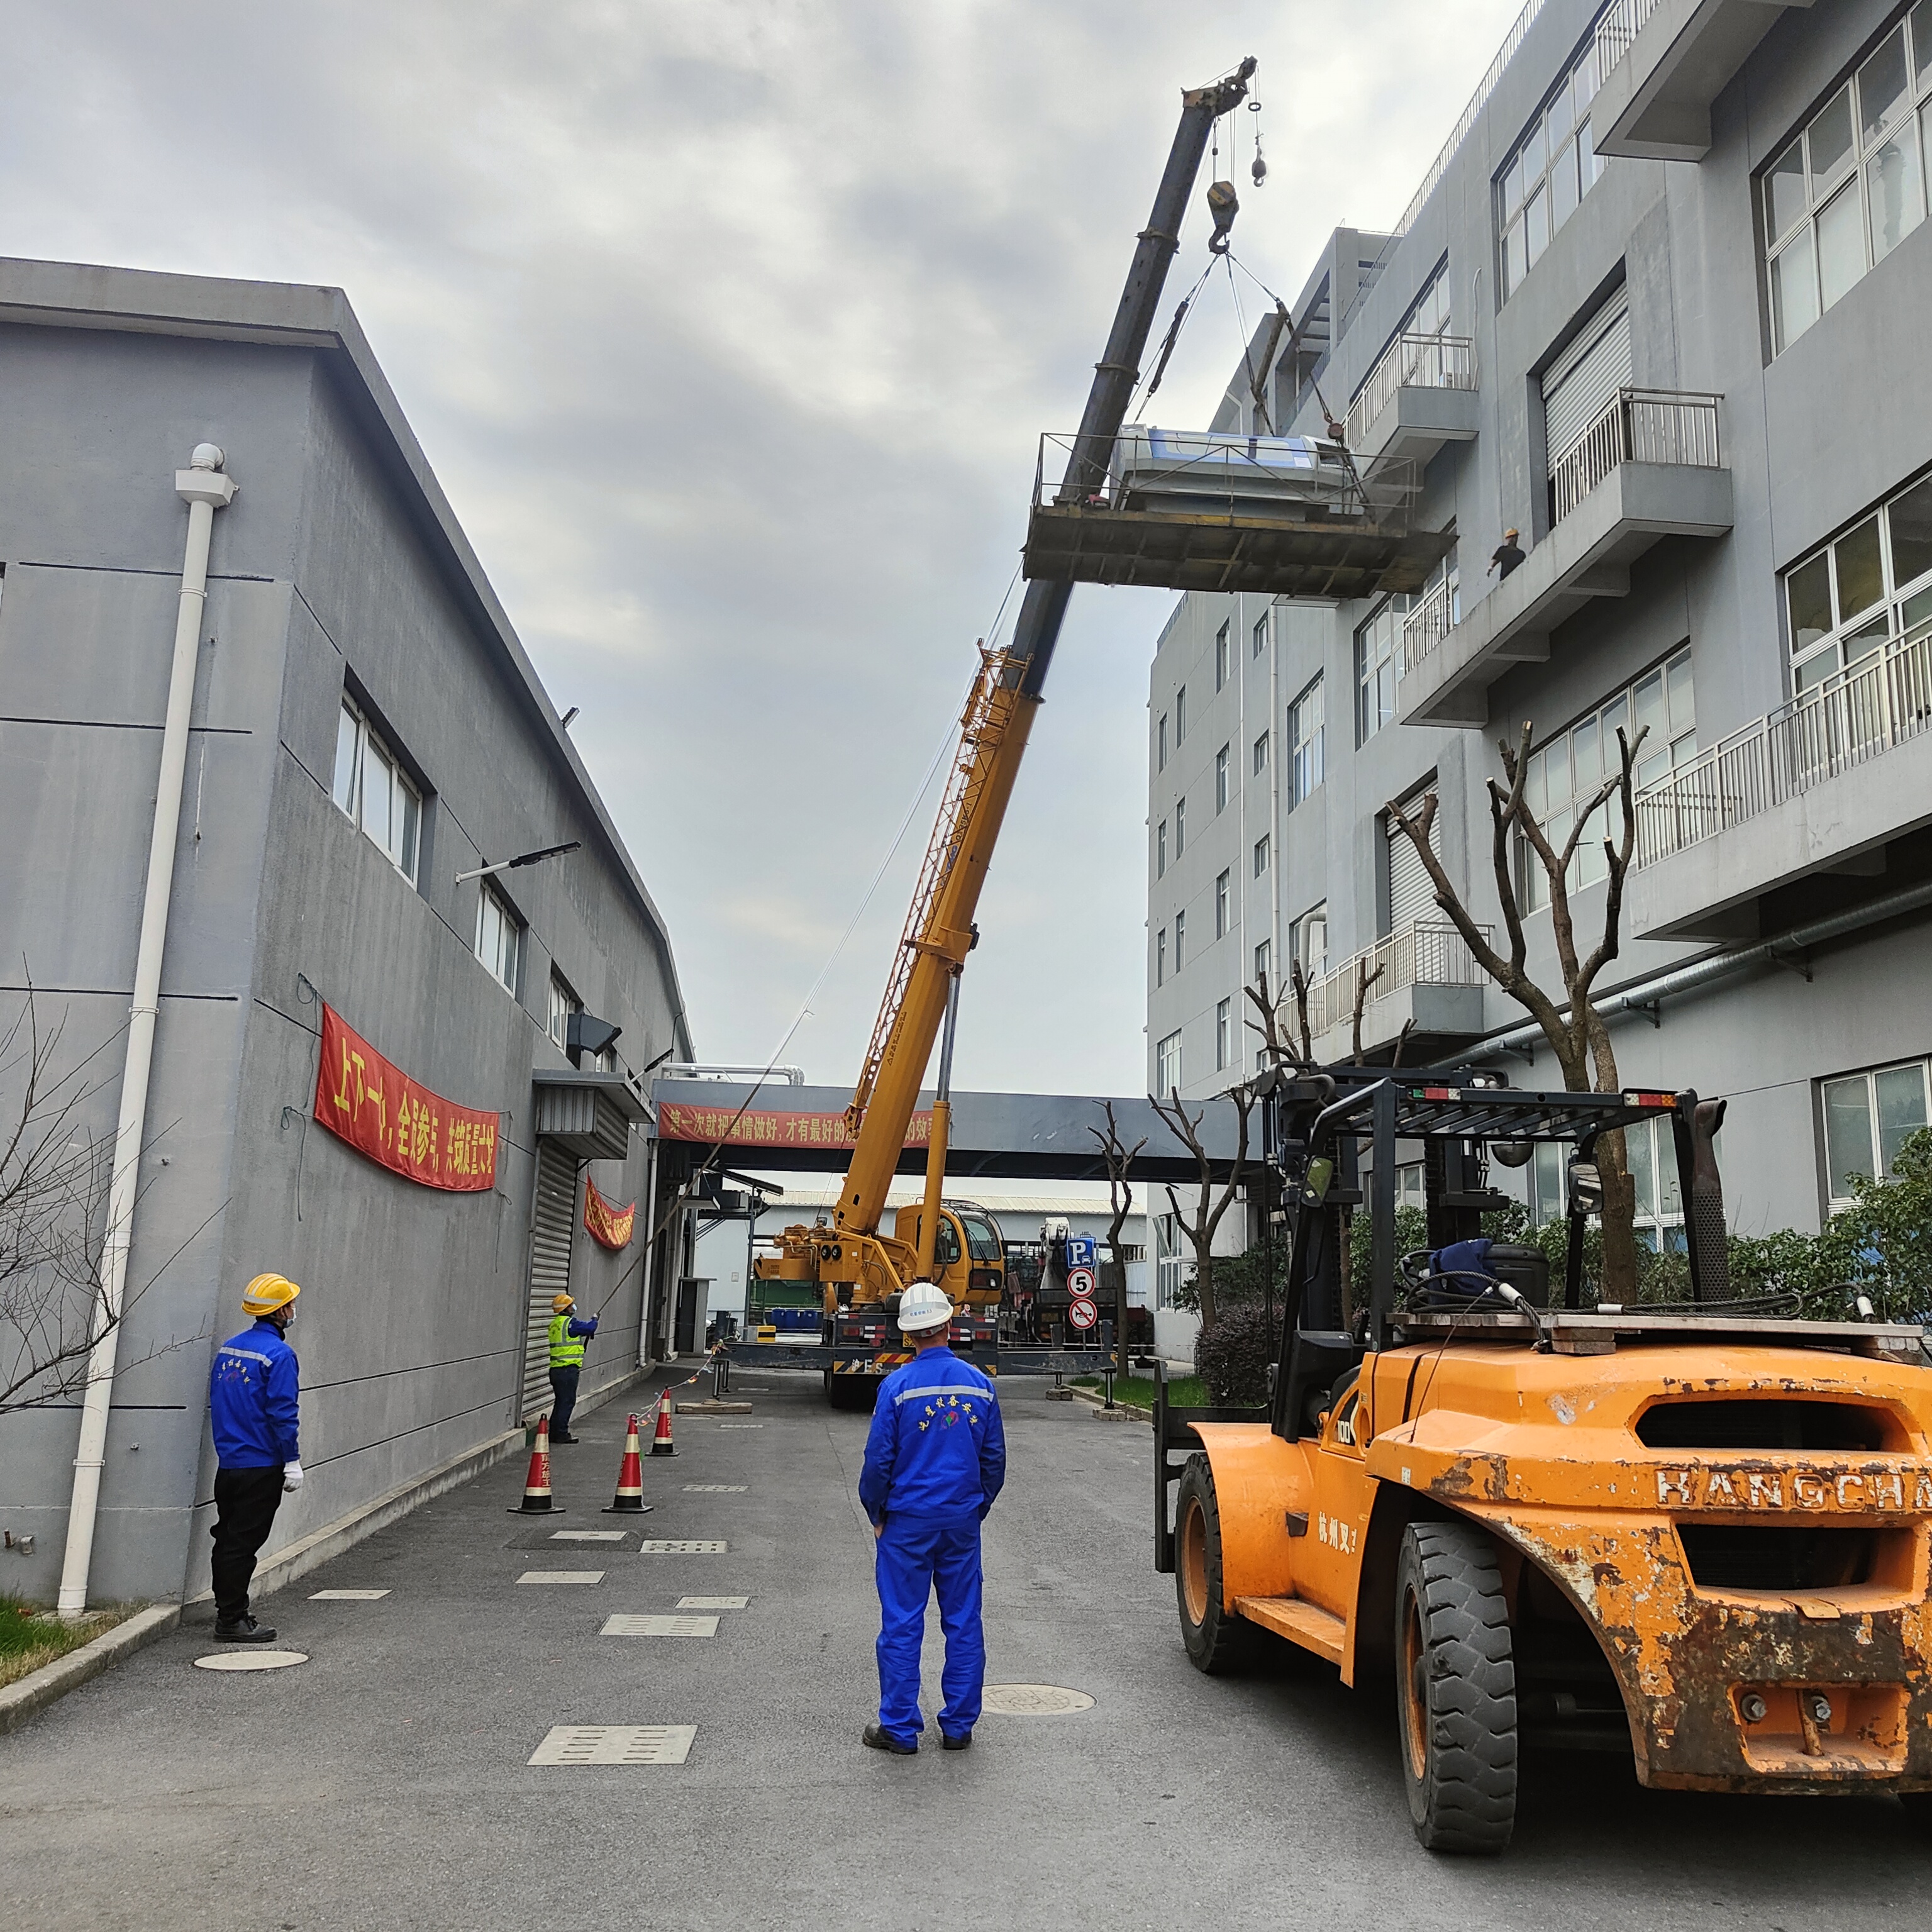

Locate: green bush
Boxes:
[1193,1302,1275,1406]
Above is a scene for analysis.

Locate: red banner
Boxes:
[584,1177,635,1250]
[657,1102,934,1152]
[314,1004,499,1191]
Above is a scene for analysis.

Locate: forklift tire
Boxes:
[1394,1520,1518,1855]
[824,1370,879,1413]
[1174,1455,1257,1675]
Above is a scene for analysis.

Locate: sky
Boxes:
[1,0,1524,1099]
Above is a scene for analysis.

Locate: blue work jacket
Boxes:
[859,1345,1006,1526]
[209,1318,301,1469]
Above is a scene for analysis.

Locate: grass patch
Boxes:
[0,1593,135,1690]
[1069,1372,1208,1409]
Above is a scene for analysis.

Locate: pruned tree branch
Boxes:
[1150,1083,1252,1330]
[1089,1101,1147,1384]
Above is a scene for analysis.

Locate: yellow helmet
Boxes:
[242,1272,301,1316]
[552,1293,575,1313]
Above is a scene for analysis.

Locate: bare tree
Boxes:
[1148,1084,1253,1331]
[1245,967,1311,1073]
[1089,1102,1146,1391]
[1387,720,1648,1297]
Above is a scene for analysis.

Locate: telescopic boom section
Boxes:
[832,58,1256,1245]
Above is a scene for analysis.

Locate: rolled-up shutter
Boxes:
[1542,297,1631,470]
[521,1140,580,1419]
[1387,792,1441,934]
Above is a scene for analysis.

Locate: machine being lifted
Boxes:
[1155,1066,1932,1852]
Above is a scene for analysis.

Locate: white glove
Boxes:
[282,1460,304,1493]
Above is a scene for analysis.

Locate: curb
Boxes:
[1067,1386,1154,1424]
[0,1602,180,1736]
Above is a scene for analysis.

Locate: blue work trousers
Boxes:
[874,1513,984,1746]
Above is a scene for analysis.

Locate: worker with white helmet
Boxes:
[857,1278,1007,1754]
[206,1272,304,1643]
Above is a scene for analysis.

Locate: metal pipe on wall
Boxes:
[57,445,237,1616]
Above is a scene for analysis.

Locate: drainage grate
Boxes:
[309,1589,389,1601]
[516,1570,606,1584]
[193,1650,309,1672]
[980,1684,1095,1715]
[682,1485,748,1493]
[528,1724,696,1766]
[715,1424,763,1430]
[601,1614,719,1637]
[637,1541,726,1553]
[678,1596,749,1609]
[550,1530,627,1541]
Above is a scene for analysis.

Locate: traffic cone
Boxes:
[601,1414,652,1514]
[508,1414,561,1513]
[648,1387,678,1457]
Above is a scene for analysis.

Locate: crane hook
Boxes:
[1206,179,1240,254]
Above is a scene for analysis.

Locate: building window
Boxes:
[1355,597,1407,744]
[1253,612,1270,659]
[1156,927,1167,987]
[1175,686,1187,745]
[1823,1056,1931,1206]
[547,972,580,1051]
[1764,13,1932,356]
[1395,1162,1426,1211]
[1784,470,1932,689]
[1158,712,1169,771]
[475,882,521,993]
[1252,730,1269,775]
[1253,937,1272,986]
[1253,833,1270,877]
[1215,623,1230,692]
[331,698,421,884]
[1291,902,1328,982]
[1157,1030,1182,1098]
[1521,646,1697,909]
[1625,1116,1689,1250]
[1215,745,1230,813]
[1174,908,1185,969]
[1155,1209,1184,1307]
[1175,797,1186,857]
[1497,19,1606,302]
[1289,675,1325,806]
[1157,818,1167,879]
[1215,997,1232,1071]
[1215,869,1230,938]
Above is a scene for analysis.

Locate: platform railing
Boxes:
[1633,620,1932,867]
[1301,919,1491,1041]
[1549,387,1722,528]
[1345,333,1479,450]
[1593,0,1662,80]
[1399,575,1460,675]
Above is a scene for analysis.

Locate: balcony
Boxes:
[1302,921,1492,1060]
[1593,0,1814,163]
[1400,389,1731,728]
[1628,622,1932,939]
[1345,333,1481,469]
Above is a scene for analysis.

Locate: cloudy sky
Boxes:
[3,0,1522,1098]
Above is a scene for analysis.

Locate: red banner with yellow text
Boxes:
[314,1004,499,1191]
[656,1102,934,1153]
[584,1177,635,1250]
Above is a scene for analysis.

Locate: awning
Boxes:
[533,1070,651,1161]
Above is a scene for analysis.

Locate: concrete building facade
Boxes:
[0,258,692,1607]
[1147,0,1932,1260]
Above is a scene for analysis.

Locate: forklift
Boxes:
[1155,1065,1932,1852]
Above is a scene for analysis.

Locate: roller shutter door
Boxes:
[1387,795,1441,934]
[1542,297,1631,470]
[520,1140,580,1419]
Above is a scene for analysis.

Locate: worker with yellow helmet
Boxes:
[546,1291,599,1443]
[206,1272,304,1642]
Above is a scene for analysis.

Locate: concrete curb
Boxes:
[0,1602,180,1736]
[1068,1386,1153,1425]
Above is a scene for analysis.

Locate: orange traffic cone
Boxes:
[509,1414,560,1513]
[602,1414,652,1514]
[648,1387,678,1457]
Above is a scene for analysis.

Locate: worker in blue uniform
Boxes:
[207,1272,304,1642]
[857,1280,1006,1754]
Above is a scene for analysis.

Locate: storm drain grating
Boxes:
[637,1540,726,1553]
[682,1485,748,1493]
[517,1570,606,1584]
[715,1423,763,1430]
[678,1596,749,1609]
[309,1589,389,1601]
[601,1614,719,1637]
[528,1724,696,1766]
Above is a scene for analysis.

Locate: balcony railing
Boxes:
[1401,575,1459,675]
[1549,387,1721,527]
[1299,920,1492,1041]
[1346,333,1479,450]
[1634,621,1932,867]
[1593,0,1662,80]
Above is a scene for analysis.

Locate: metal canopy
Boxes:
[1299,1077,1685,1145]
[533,1070,650,1161]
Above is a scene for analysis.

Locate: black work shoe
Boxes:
[213,1616,277,1643]
[862,1724,916,1755]
[941,1731,972,1751]
[550,1433,581,1444]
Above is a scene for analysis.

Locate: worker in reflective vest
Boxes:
[547,1292,598,1443]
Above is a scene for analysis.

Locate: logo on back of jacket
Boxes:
[919,1392,984,1433]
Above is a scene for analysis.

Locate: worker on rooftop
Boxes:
[857,1281,1006,1754]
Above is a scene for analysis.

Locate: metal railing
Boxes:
[1400,575,1459,675]
[1549,387,1722,526]
[1299,920,1492,1041]
[1593,0,1662,81]
[1345,333,1479,450]
[1634,621,1932,868]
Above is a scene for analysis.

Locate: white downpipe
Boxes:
[57,445,237,1616]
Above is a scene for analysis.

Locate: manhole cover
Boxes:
[601,1614,718,1637]
[678,1596,748,1609]
[550,1529,627,1541]
[682,1485,747,1493]
[637,1540,726,1553]
[980,1684,1094,1716]
[309,1589,389,1601]
[528,1724,696,1765]
[516,1570,605,1584]
[193,1650,309,1672]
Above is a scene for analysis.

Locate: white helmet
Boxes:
[896,1282,955,1335]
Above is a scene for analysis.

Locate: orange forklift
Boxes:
[1155,1065,1932,1852]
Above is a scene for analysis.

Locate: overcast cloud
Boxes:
[1,0,1522,1097]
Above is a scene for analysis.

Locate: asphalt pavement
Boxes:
[2,1370,1928,1931]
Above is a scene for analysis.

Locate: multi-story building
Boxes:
[1147,0,1932,1267]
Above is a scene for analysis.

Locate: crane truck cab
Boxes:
[1155,1067,1932,1853]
